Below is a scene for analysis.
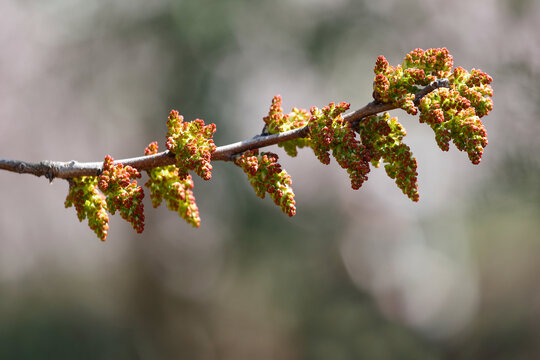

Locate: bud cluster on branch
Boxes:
[0,48,494,241]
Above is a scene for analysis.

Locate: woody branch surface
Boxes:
[0,80,449,180]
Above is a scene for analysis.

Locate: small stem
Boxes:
[0,80,449,180]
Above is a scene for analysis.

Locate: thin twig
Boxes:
[0,80,449,180]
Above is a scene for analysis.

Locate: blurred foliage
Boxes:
[2,0,540,359]
[0,305,137,359]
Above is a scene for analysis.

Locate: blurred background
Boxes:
[0,0,538,358]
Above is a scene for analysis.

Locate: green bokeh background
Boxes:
[1,0,539,358]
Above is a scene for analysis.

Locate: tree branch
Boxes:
[0,80,449,181]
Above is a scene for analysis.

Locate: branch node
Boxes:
[16,162,25,173]
[40,160,57,182]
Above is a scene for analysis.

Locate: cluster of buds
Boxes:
[373,48,493,164]
[308,102,372,190]
[98,155,145,234]
[263,95,311,157]
[144,142,200,227]
[358,113,419,201]
[65,176,109,241]
[235,150,296,217]
[450,67,493,118]
[403,48,454,83]
[166,109,217,180]
[65,156,146,241]
[373,48,454,115]
[419,88,488,164]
